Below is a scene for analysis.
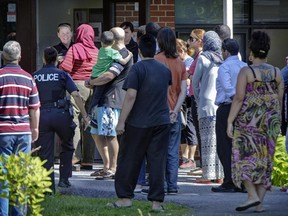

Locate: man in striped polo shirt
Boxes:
[0,41,40,216]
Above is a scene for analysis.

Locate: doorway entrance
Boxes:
[0,0,36,72]
[0,1,17,53]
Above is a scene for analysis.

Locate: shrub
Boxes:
[0,152,53,216]
[272,135,288,187]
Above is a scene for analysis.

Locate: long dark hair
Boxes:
[157,27,178,58]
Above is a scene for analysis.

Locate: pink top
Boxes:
[188,51,202,96]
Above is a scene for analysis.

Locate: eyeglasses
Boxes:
[188,36,198,42]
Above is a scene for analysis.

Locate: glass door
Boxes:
[0,1,17,50]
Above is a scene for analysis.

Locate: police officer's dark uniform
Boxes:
[33,61,78,192]
[53,41,73,58]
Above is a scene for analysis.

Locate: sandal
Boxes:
[106,202,131,208]
[211,179,223,184]
[90,169,105,176]
[151,205,165,212]
[193,179,213,184]
[235,201,261,211]
[95,170,115,180]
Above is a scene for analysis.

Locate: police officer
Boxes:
[33,47,89,192]
[53,23,73,62]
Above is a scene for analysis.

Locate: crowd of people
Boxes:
[0,19,286,215]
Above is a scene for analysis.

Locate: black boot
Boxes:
[58,178,71,187]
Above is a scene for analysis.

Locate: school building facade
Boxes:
[1,0,288,72]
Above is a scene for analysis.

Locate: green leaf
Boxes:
[0,152,53,216]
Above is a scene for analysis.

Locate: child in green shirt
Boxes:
[91,31,132,79]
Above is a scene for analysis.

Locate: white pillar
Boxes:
[223,0,233,38]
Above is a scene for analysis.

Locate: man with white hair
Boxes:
[0,41,40,216]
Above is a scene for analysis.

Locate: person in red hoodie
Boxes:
[59,24,99,169]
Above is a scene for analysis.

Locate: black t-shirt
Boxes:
[53,42,73,57]
[123,59,171,128]
[126,38,138,64]
[33,64,78,103]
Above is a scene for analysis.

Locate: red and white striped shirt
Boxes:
[0,64,40,135]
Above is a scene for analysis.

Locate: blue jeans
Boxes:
[0,134,31,216]
[137,159,146,185]
[165,115,181,191]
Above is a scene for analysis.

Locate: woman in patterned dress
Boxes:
[227,31,284,212]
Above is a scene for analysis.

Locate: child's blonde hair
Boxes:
[176,38,194,57]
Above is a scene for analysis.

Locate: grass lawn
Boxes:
[41,194,192,216]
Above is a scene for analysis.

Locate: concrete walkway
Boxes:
[56,164,288,216]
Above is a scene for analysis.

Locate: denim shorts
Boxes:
[90,106,120,137]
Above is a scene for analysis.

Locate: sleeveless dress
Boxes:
[232,66,281,190]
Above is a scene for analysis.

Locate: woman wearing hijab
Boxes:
[192,31,224,183]
[60,24,99,168]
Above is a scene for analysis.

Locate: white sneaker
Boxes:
[134,184,142,193]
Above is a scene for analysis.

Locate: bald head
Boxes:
[110,27,125,43]
[214,24,231,41]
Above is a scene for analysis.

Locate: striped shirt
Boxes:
[0,64,40,135]
[59,47,98,80]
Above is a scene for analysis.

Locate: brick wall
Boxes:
[149,0,175,28]
[115,2,139,28]
[115,1,176,29]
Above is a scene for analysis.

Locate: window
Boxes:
[234,0,249,24]
[175,0,223,24]
[253,0,288,22]
[175,0,249,24]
